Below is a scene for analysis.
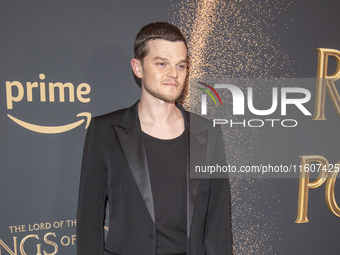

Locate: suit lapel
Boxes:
[182,110,209,239]
[112,102,155,224]
[111,102,209,236]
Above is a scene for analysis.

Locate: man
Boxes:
[77,22,232,255]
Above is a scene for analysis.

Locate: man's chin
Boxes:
[156,95,180,103]
[143,84,183,102]
[149,91,181,103]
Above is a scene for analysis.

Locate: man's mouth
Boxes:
[162,81,179,87]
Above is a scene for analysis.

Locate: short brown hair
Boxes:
[134,22,187,62]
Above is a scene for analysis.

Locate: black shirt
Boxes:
[143,130,187,255]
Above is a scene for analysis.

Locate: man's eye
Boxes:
[158,63,165,66]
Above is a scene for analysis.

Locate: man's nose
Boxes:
[167,65,178,78]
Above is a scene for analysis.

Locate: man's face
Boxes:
[135,39,188,102]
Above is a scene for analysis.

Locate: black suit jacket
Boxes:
[76,101,232,255]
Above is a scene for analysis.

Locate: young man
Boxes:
[77,22,232,255]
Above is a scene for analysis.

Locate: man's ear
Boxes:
[131,58,143,78]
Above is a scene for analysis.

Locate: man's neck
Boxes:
[138,96,185,140]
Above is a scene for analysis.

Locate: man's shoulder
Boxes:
[189,111,213,125]
[92,101,139,127]
[184,109,217,133]
[93,107,129,125]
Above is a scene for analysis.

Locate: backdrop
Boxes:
[1,0,340,254]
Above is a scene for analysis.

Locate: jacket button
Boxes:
[149,233,155,240]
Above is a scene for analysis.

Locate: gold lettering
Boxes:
[6,81,24,109]
[33,224,39,231]
[48,82,74,102]
[45,222,51,230]
[6,74,90,107]
[26,82,38,102]
[60,236,70,246]
[0,237,17,255]
[71,235,76,246]
[20,234,38,255]
[296,155,329,223]
[313,48,340,120]
[76,83,91,103]
[43,233,58,255]
[8,226,25,233]
[325,161,340,217]
[66,219,76,227]
[36,244,42,255]
[39,74,46,102]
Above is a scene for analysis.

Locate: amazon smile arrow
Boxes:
[7,112,91,134]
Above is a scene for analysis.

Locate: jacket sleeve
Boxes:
[76,118,108,255]
[204,127,233,255]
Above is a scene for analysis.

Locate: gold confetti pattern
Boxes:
[172,0,294,254]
